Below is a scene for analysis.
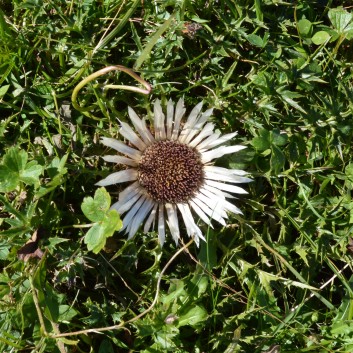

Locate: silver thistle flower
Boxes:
[96,99,251,246]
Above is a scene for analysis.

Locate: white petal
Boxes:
[144,203,158,233]
[95,169,138,186]
[121,195,147,233]
[191,196,226,226]
[205,170,251,185]
[201,145,247,163]
[177,203,205,245]
[166,99,174,139]
[200,132,238,151]
[205,179,248,195]
[178,102,203,143]
[205,165,249,177]
[196,131,221,151]
[126,198,154,239]
[202,182,235,200]
[101,137,141,160]
[201,187,242,215]
[188,123,215,148]
[222,199,243,215]
[165,203,180,244]
[118,181,140,203]
[189,199,214,227]
[158,204,166,245]
[128,107,155,145]
[171,98,186,141]
[154,99,166,140]
[182,108,213,145]
[184,102,203,130]
[119,121,146,151]
[102,155,138,167]
[111,190,142,214]
[193,192,228,221]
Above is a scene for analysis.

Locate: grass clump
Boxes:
[1,1,353,352]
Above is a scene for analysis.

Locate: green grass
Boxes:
[1,0,353,352]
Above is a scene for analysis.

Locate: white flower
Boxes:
[96,98,251,246]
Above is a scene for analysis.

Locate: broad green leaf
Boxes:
[0,165,19,192]
[20,160,43,185]
[84,223,107,253]
[82,187,122,253]
[328,8,353,34]
[0,84,10,98]
[247,33,264,48]
[251,129,271,151]
[4,147,27,172]
[331,321,353,336]
[162,279,186,305]
[271,129,288,146]
[81,187,111,222]
[177,305,207,328]
[84,209,122,254]
[47,154,68,179]
[312,31,331,45]
[0,147,42,190]
[58,305,78,323]
[35,174,65,198]
[101,209,123,237]
[298,18,312,37]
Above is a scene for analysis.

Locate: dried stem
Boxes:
[71,65,152,113]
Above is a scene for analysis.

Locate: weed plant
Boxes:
[1,1,353,352]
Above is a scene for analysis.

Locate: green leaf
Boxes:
[0,84,10,98]
[4,147,27,172]
[190,274,208,297]
[251,129,271,151]
[312,31,331,45]
[42,285,61,322]
[58,305,78,323]
[328,8,353,34]
[84,209,122,254]
[0,147,42,191]
[0,165,19,192]
[20,160,43,185]
[247,33,264,48]
[0,241,10,260]
[84,224,107,253]
[277,89,306,113]
[298,18,313,37]
[101,209,123,237]
[82,189,122,254]
[162,279,186,305]
[271,129,288,146]
[270,144,285,174]
[81,187,111,222]
[294,245,309,266]
[177,305,207,328]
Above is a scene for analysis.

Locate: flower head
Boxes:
[96,99,251,246]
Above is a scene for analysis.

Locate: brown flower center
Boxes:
[138,141,204,203]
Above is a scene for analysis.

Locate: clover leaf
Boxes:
[81,187,123,253]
